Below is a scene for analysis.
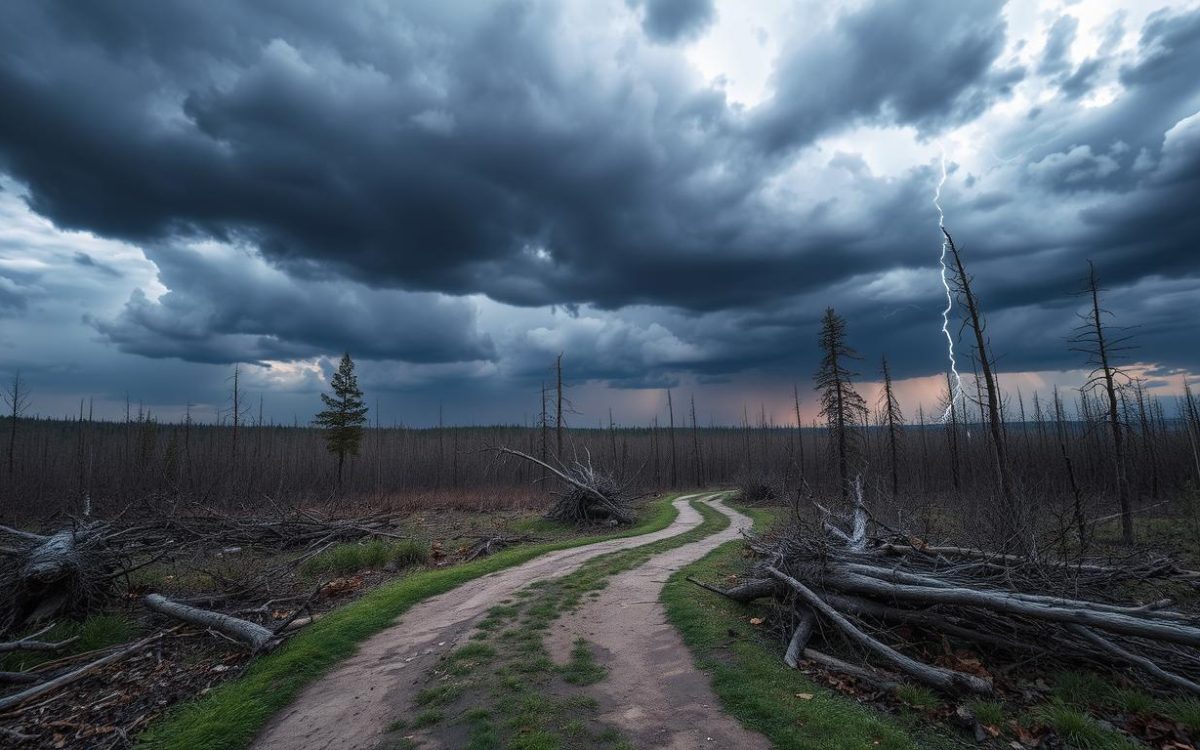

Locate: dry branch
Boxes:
[694,482,1200,696]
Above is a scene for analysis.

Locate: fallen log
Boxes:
[0,624,78,654]
[825,571,1200,648]
[144,594,275,652]
[766,565,993,694]
[801,648,901,693]
[0,631,165,712]
[783,607,816,669]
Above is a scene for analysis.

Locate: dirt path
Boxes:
[545,495,771,749]
[251,493,716,750]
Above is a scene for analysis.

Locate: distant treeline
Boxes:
[1,380,1197,522]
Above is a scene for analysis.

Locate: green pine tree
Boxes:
[315,353,368,484]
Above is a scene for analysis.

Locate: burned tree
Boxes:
[878,356,904,498]
[1071,261,1135,544]
[694,490,1200,699]
[492,447,639,525]
[4,371,29,479]
[814,308,867,500]
[943,229,1025,551]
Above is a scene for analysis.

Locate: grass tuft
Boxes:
[560,637,606,686]
[1034,703,1139,750]
[300,539,430,577]
[967,699,1006,727]
[895,685,941,710]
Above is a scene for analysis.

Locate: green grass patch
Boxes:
[662,504,940,750]
[412,708,444,727]
[137,495,684,750]
[1034,703,1139,750]
[967,699,1006,727]
[895,685,941,710]
[1,613,137,671]
[300,538,430,577]
[560,637,606,686]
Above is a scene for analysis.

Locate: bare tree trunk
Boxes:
[944,229,1021,550]
[1085,263,1133,544]
[556,353,564,458]
[667,389,677,488]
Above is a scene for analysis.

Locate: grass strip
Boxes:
[397,495,732,749]
[661,503,936,750]
[136,494,686,750]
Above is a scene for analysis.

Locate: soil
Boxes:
[544,495,770,749]
[250,493,720,750]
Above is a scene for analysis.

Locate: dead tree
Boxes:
[814,307,867,500]
[944,229,1025,551]
[491,447,638,525]
[878,356,904,498]
[666,389,678,488]
[144,593,275,651]
[695,490,1200,697]
[4,371,29,479]
[1071,261,1134,543]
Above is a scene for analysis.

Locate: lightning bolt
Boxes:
[935,149,964,423]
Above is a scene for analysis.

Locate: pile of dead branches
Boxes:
[698,479,1200,697]
[137,506,411,553]
[491,447,640,525]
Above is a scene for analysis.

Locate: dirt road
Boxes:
[250,492,729,750]
[545,494,771,749]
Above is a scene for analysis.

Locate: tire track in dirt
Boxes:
[545,496,771,749]
[250,493,715,750]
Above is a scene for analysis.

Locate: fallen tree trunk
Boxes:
[825,571,1200,648]
[144,593,275,651]
[690,483,1200,696]
[766,565,992,694]
[0,631,164,712]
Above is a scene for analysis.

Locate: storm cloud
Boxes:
[0,0,1197,423]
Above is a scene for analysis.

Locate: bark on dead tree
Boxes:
[144,593,275,651]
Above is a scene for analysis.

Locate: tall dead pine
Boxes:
[944,229,1024,551]
[1071,262,1134,544]
[814,308,867,500]
[879,356,904,498]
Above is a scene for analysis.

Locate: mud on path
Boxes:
[251,493,715,750]
[544,495,770,749]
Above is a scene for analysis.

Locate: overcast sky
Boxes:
[1,0,1197,427]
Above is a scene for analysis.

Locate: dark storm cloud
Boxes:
[750,0,1022,153]
[0,0,1016,321]
[0,0,1196,402]
[628,0,716,43]
[91,243,496,365]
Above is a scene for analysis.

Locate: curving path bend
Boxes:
[251,493,731,750]
[546,494,770,749]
